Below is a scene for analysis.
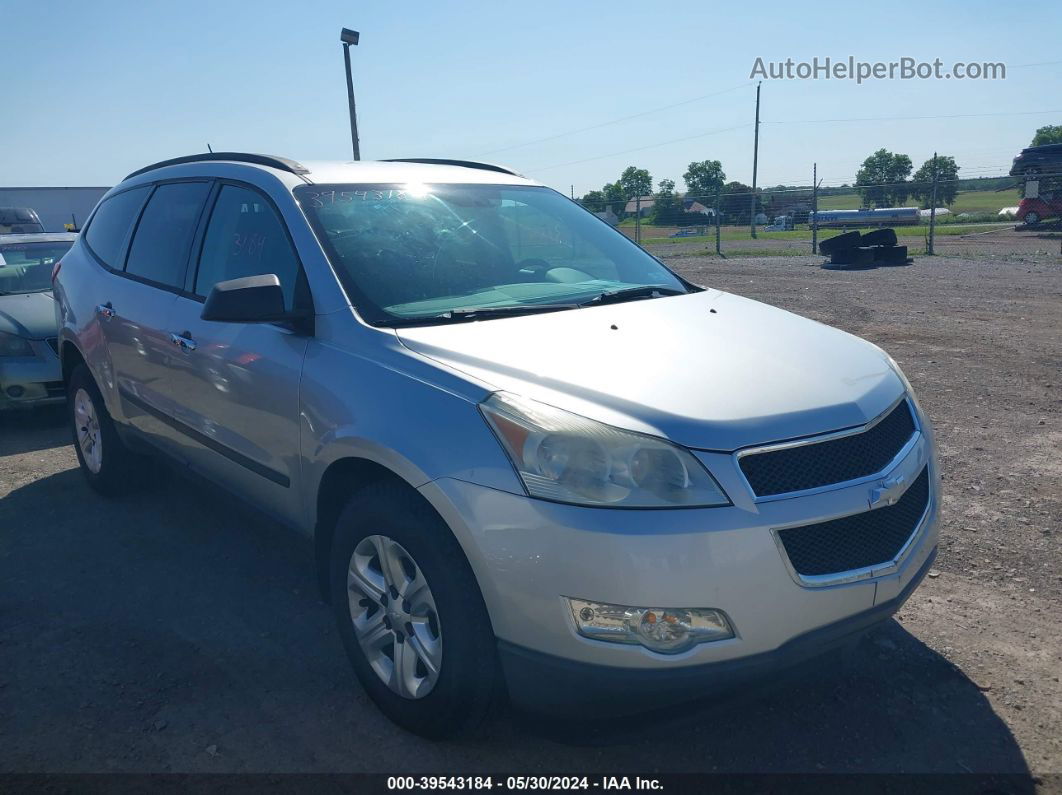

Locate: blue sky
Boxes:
[2,0,1060,195]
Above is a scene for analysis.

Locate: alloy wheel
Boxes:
[74,388,103,474]
[347,534,442,699]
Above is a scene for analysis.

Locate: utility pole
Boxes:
[340,28,361,161]
[715,185,722,256]
[750,81,761,239]
[570,185,575,200]
[811,163,819,255]
[635,195,642,244]
[928,152,938,255]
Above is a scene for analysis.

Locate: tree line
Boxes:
[577,125,1060,222]
[580,161,763,225]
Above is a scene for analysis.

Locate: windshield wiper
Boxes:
[384,303,576,327]
[435,303,575,321]
[578,285,687,307]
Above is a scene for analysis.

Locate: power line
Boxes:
[525,122,753,173]
[480,82,753,156]
[764,109,1062,125]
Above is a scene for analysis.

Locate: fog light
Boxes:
[6,385,25,398]
[567,598,733,654]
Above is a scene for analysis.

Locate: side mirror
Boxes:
[201,274,287,323]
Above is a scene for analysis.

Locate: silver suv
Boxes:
[55,153,939,738]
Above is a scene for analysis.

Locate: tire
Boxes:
[860,228,898,247]
[828,247,875,268]
[818,231,861,255]
[1024,211,1041,226]
[874,245,909,265]
[67,363,143,496]
[329,481,501,738]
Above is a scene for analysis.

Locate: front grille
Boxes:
[777,466,929,577]
[44,381,65,397]
[45,338,59,355]
[739,400,916,497]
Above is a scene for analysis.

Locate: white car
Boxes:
[0,232,77,408]
[54,153,939,737]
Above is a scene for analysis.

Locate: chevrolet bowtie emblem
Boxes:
[869,473,907,509]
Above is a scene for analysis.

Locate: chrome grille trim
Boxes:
[734,393,921,503]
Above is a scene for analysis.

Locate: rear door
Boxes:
[159,181,310,523]
[102,180,212,439]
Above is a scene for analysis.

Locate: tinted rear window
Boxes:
[125,182,211,288]
[84,187,151,267]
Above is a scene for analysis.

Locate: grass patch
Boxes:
[816,188,1017,216]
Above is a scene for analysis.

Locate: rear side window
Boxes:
[84,187,151,267]
[194,184,300,308]
[125,182,211,288]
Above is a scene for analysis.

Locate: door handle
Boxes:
[96,303,116,320]
[169,332,198,352]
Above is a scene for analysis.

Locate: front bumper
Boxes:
[0,340,64,409]
[418,421,939,703]
[499,548,935,716]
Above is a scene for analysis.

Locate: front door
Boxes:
[159,182,310,524]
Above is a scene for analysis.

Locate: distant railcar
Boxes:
[810,207,920,228]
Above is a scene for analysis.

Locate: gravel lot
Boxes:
[0,239,1059,783]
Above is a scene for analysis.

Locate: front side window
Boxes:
[195,184,300,308]
[295,183,690,325]
[0,240,74,294]
[84,186,151,268]
[125,182,211,288]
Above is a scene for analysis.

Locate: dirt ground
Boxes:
[0,240,1059,785]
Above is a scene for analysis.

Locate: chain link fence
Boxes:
[573,167,1062,260]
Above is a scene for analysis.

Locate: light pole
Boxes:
[340,28,361,161]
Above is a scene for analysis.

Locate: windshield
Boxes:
[295,184,691,325]
[0,241,72,294]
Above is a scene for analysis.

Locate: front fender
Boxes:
[298,329,524,531]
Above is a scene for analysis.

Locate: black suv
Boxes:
[0,207,45,234]
[1009,143,1062,177]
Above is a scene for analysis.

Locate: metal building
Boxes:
[0,186,109,232]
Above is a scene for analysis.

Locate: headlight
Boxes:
[479,392,730,508]
[0,331,34,358]
[568,598,734,653]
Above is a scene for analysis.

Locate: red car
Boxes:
[1017,194,1062,226]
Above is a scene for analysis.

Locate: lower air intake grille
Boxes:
[777,466,930,577]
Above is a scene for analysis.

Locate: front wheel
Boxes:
[330,481,502,738]
[1024,211,1041,226]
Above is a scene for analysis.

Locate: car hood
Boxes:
[0,291,56,339]
[395,290,905,451]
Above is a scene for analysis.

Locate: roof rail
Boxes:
[125,152,310,180]
[381,158,523,177]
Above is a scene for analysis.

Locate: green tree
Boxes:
[600,182,627,214]
[580,189,606,211]
[855,149,913,207]
[910,155,960,207]
[618,166,653,199]
[683,160,726,200]
[651,179,688,225]
[1031,125,1062,146]
[720,181,760,224]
